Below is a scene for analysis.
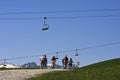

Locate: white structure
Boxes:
[0,63,20,68]
[47,63,52,69]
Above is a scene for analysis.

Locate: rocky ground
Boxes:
[0,69,65,80]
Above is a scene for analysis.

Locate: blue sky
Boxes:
[0,0,120,66]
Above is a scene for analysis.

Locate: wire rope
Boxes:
[0,8,120,15]
[0,41,120,61]
[0,15,120,20]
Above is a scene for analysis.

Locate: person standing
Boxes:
[69,58,73,70]
[44,55,48,69]
[51,56,56,69]
[40,55,45,69]
[63,55,68,69]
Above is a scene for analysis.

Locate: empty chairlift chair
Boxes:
[75,49,79,56]
[41,17,49,31]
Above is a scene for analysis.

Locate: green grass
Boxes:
[27,58,120,80]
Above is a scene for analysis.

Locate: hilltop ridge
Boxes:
[27,58,120,80]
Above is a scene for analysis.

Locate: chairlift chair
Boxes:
[41,17,49,31]
[75,49,79,56]
[75,53,79,56]
[41,24,49,30]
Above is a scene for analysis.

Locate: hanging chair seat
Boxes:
[41,24,49,31]
[41,27,49,30]
[75,53,79,56]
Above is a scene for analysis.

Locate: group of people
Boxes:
[62,55,73,69]
[40,55,73,69]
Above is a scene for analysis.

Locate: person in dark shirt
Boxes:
[51,56,56,69]
[63,55,68,69]
[69,58,73,70]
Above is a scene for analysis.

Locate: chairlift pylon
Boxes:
[41,17,49,31]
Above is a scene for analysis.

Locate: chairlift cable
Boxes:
[0,41,120,61]
[0,15,120,20]
[0,8,120,15]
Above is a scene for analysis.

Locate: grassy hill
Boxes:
[27,58,120,80]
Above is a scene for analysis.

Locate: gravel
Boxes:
[0,69,65,80]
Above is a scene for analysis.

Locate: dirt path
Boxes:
[0,69,65,80]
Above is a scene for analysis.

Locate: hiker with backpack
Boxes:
[51,56,56,69]
[68,58,73,70]
[63,55,68,69]
[40,55,45,69]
